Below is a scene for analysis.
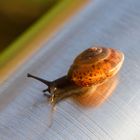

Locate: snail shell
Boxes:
[68,47,124,87]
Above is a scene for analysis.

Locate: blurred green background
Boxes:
[0,0,87,83]
[0,0,58,53]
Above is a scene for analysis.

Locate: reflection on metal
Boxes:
[73,75,118,107]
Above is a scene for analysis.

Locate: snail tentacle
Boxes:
[27,73,51,86]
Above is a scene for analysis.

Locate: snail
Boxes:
[27,46,124,108]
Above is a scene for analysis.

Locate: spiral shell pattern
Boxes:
[68,46,124,87]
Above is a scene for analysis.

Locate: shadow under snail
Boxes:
[27,46,124,108]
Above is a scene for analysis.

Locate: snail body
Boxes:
[27,46,124,107]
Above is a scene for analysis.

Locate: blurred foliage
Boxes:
[0,0,58,53]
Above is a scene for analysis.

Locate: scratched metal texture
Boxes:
[0,0,140,139]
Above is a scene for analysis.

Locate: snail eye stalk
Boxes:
[43,88,49,93]
[27,73,51,86]
[43,92,51,98]
[27,73,53,96]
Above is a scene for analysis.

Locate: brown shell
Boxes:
[68,46,124,87]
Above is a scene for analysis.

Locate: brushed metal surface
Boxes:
[0,0,140,139]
